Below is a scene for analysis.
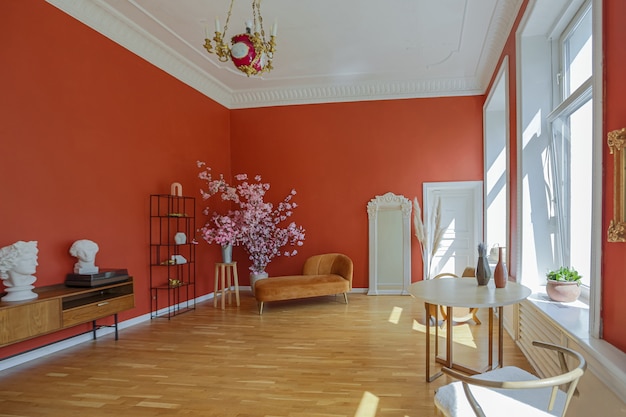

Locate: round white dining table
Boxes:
[410,278,531,382]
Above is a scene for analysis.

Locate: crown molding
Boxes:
[477,0,524,90]
[229,78,483,109]
[46,0,520,109]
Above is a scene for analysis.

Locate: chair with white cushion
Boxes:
[434,341,586,417]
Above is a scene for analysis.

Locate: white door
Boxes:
[423,181,483,278]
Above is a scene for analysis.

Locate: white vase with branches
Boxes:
[413,197,444,279]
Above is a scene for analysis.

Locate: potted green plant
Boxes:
[545,266,582,302]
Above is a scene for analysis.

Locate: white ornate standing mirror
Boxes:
[367,192,412,295]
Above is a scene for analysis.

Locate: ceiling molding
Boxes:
[477,0,524,90]
[46,0,522,110]
[229,78,483,109]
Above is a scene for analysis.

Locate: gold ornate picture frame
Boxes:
[608,128,626,242]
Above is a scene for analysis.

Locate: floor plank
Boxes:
[0,292,533,416]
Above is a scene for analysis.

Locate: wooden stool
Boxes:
[214,262,240,309]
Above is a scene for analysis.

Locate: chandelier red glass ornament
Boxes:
[203,0,276,77]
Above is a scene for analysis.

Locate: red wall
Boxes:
[3,0,625,358]
[601,0,626,351]
[1,1,482,358]
[230,98,484,287]
[0,1,229,357]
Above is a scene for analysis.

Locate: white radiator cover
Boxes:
[516,300,626,417]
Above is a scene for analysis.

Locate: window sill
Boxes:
[526,289,626,403]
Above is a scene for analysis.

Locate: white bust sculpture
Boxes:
[69,239,99,274]
[0,240,39,302]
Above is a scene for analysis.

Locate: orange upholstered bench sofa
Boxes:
[253,253,353,314]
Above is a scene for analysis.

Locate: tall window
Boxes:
[549,4,593,288]
[518,0,596,295]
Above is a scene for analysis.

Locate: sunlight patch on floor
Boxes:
[412,319,441,339]
[388,306,403,324]
[412,319,427,333]
[412,320,478,349]
[136,401,181,409]
[451,323,478,349]
[354,391,379,417]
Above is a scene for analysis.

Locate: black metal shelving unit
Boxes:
[149,194,196,319]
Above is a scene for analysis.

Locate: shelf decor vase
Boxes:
[221,244,233,264]
[476,256,491,286]
[494,247,507,288]
[250,270,268,296]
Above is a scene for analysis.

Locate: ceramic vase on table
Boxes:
[221,244,233,263]
[475,256,491,286]
[494,247,508,288]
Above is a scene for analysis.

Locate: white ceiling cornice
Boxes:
[229,77,484,109]
[46,0,523,109]
[477,0,524,89]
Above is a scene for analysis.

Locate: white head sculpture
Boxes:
[69,239,100,274]
[0,240,39,301]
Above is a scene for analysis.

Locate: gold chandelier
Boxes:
[203,0,277,77]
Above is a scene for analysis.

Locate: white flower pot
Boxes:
[546,279,581,302]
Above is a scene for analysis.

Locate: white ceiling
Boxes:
[46,0,523,109]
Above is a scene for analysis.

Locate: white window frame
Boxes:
[550,1,593,289]
[515,0,602,338]
[547,1,593,290]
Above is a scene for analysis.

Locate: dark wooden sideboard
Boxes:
[0,278,134,348]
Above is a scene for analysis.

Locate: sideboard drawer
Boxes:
[0,299,62,346]
[63,294,134,328]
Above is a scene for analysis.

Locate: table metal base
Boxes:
[425,303,504,382]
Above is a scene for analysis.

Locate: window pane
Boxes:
[550,97,592,288]
[568,99,593,287]
[563,7,592,98]
[519,0,595,297]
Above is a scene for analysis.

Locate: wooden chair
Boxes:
[426,273,457,326]
[458,267,481,325]
[427,272,481,326]
[434,341,586,417]
[425,272,481,361]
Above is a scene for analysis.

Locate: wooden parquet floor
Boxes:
[0,291,532,417]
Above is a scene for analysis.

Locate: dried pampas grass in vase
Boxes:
[413,197,443,279]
